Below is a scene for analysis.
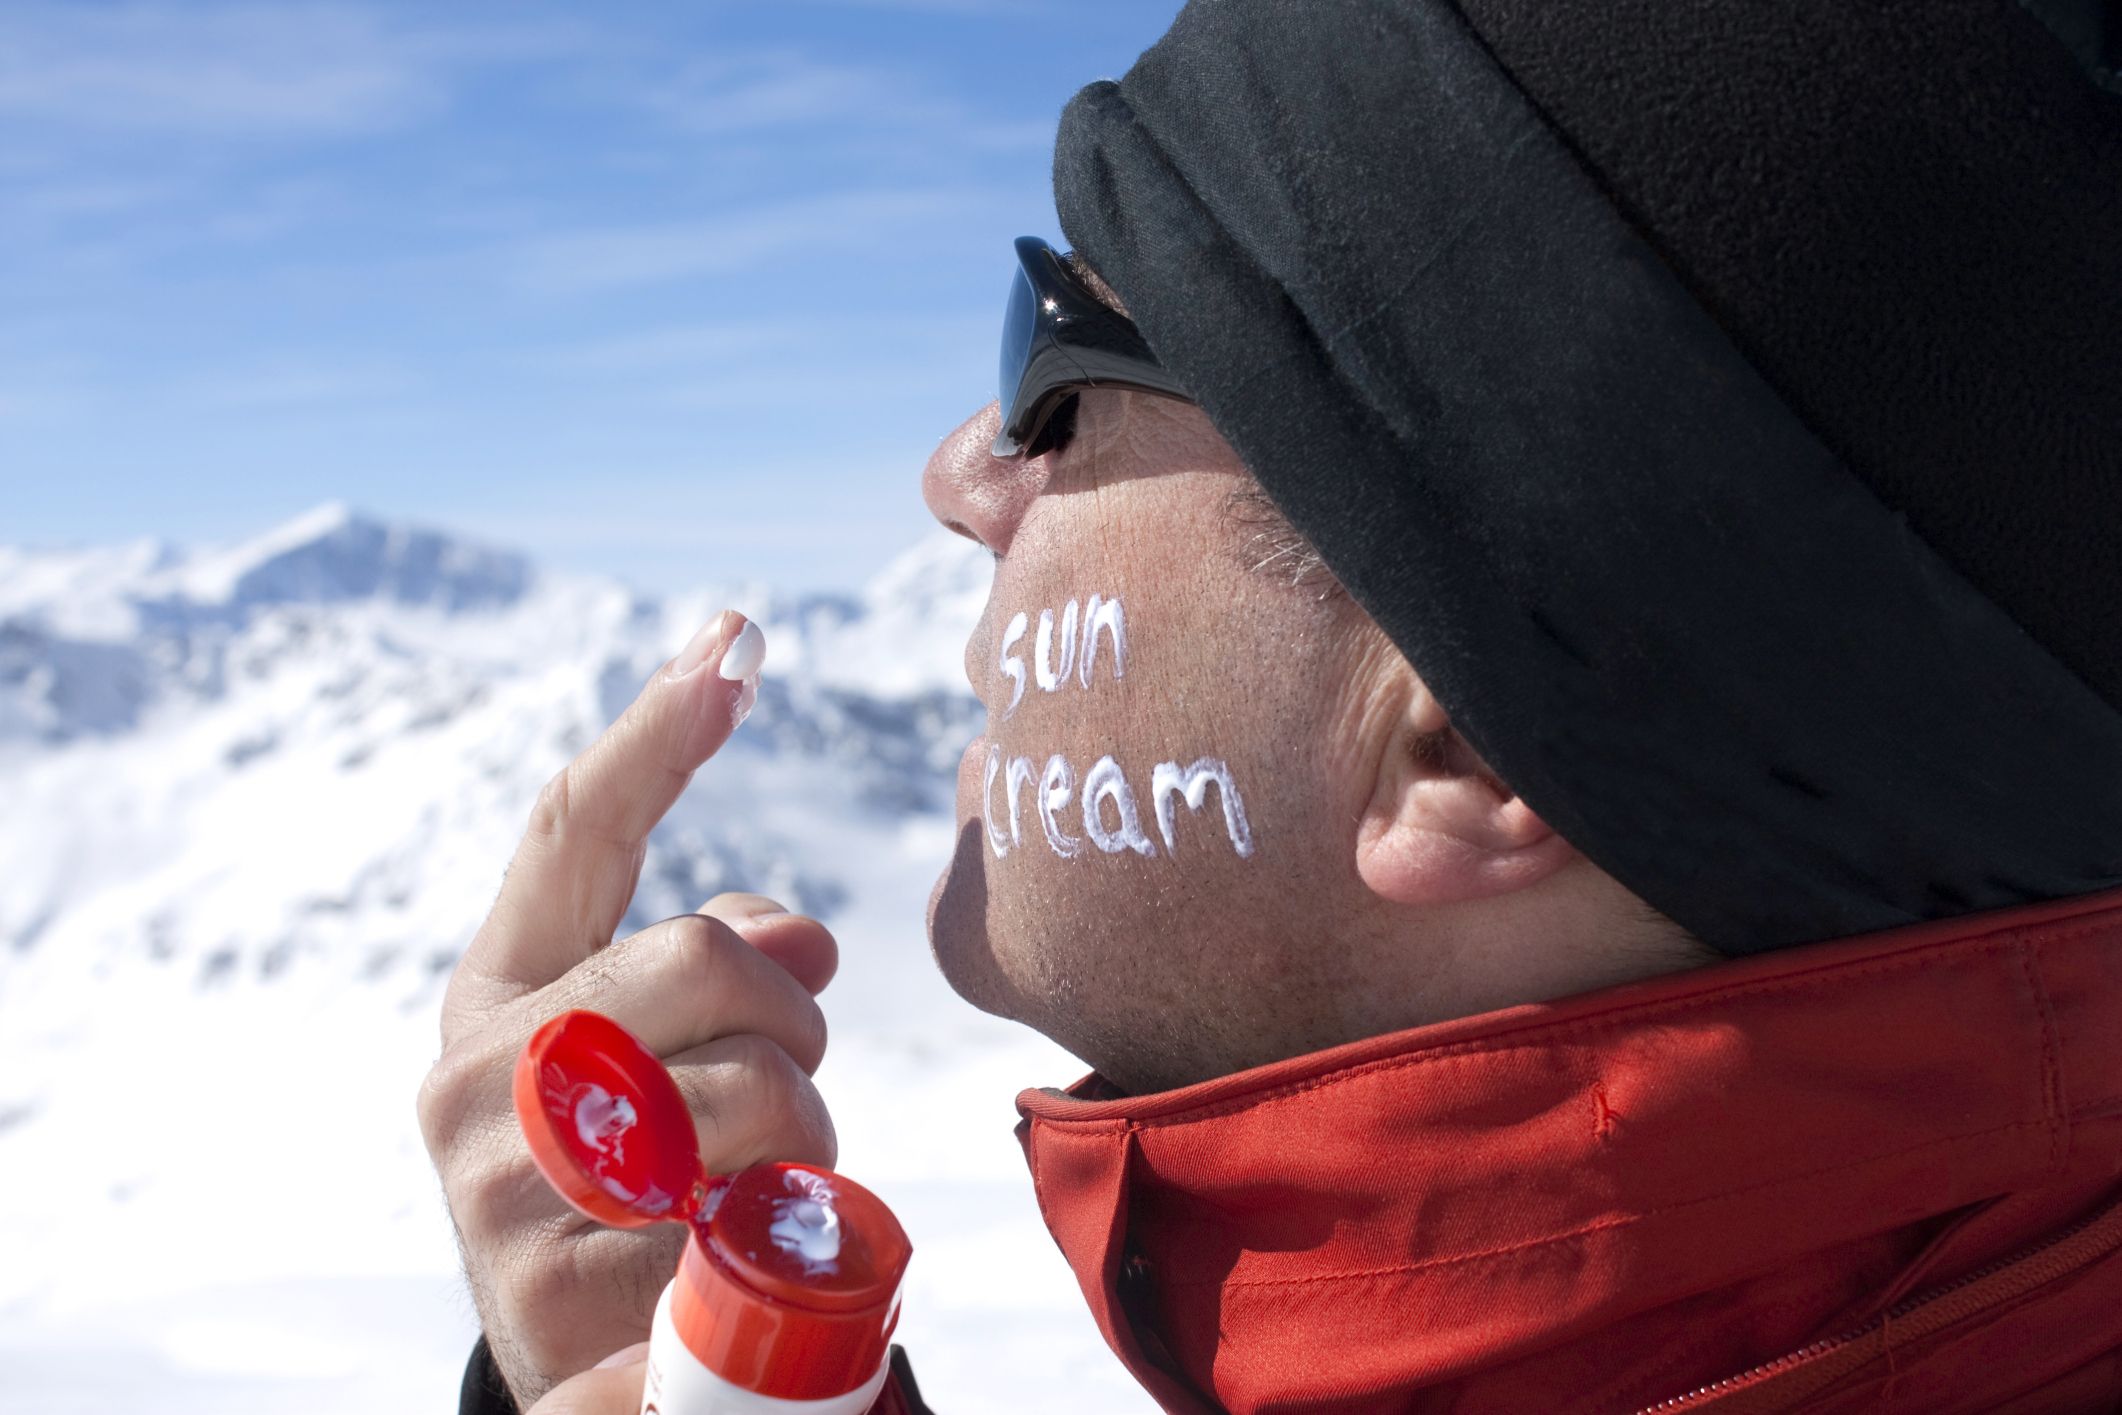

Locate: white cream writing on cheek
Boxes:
[1038,754,1081,858]
[999,612,1028,717]
[1078,594,1126,688]
[983,743,1011,859]
[1034,600,1080,691]
[1083,754,1157,856]
[982,591,1255,864]
[1006,754,1038,848]
[1000,595,1124,709]
[1152,757,1255,859]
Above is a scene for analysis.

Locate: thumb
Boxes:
[526,1348,649,1414]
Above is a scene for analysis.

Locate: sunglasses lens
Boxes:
[998,262,1038,432]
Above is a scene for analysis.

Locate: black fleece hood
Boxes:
[1051,0,2122,955]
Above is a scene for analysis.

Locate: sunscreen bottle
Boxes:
[514,1009,911,1415]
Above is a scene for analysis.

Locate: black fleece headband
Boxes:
[1052,0,2122,954]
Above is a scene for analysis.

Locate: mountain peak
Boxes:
[178,502,533,613]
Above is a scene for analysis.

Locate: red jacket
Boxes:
[1017,886,2122,1413]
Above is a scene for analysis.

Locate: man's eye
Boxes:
[1040,396,1080,457]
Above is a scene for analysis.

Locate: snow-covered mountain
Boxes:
[0,504,1152,1414]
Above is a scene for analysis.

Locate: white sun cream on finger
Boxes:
[719,621,766,680]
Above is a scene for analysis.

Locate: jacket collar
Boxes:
[1016,887,2122,1413]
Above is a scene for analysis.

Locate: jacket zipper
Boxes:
[1633,1192,2122,1413]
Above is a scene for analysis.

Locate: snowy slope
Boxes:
[0,504,1153,1414]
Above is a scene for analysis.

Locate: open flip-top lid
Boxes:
[513,1008,707,1228]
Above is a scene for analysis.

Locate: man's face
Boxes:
[921,388,1396,1092]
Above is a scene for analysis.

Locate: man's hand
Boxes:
[418,613,840,1407]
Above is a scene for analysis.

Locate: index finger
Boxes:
[449,610,767,1027]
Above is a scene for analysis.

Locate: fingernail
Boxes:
[719,894,789,919]
[672,610,736,678]
[719,621,766,681]
[732,675,758,727]
[594,1340,652,1370]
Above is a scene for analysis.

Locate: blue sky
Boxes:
[0,0,1185,592]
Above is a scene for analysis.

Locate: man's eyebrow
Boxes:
[1065,250,1131,318]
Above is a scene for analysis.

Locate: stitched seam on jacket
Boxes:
[1093,921,2116,1131]
[1164,1117,2045,1290]
[2017,937,2070,1174]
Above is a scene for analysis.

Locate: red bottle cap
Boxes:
[514,1010,911,1400]
[672,1165,909,1399]
[514,1009,706,1227]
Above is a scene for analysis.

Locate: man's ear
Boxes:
[1353,675,1580,905]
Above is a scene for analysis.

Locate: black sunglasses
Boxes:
[991,235,1192,459]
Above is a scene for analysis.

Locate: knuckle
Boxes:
[691,1035,835,1169]
[416,1040,485,1159]
[663,909,729,955]
[724,1031,801,1113]
[792,1066,838,1167]
[792,995,829,1071]
[526,764,574,842]
[655,914,826,1066]
[656,912,737,997]
[447,1159,506,1244]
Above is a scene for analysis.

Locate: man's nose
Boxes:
[922,402,1051,556]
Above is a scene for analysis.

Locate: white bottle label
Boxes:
[642,1281,891,1415]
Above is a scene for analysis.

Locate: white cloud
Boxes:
[0,384,75,422]
[7,176,184,222]
[530,321,819,375]
[505,185,999,294]
[637,51,916,135]
[172,361,410,412]
[0,2,560,140]
[608,46,1048,152]
[791,0,1052,14]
